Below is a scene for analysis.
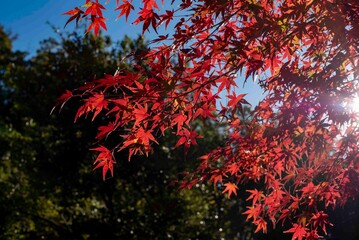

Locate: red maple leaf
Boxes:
[75,92,108,121]
[115,0,134,21]
[136,127,158,153]
[173,113,188,134]
[310,211,332,235]
[209,170,225,187]
[143,0,159,10]
[243,205,262,221]
[246,189,263,206]
[96,122,116,140]
[254,218,267,233]
[159,10,174,29]
[84,1,105,17]
[227,163,240,175]
[175,128,201,149]
[133,104,149,127]
[222,182,238,198]
[284,223,309,240]
[227,92,248,111]
[63,7,83,27]
[91,146,115,180]
[86,16,107,36]
[51,89,73,114]
[301,182,317,195]
[134,8,159,33]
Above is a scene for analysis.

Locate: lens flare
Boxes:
[349,96,359,112]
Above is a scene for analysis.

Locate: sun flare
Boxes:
[349,96,359,112]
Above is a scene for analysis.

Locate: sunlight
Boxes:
[349,96,359,113]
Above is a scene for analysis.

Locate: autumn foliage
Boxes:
[60,0,359,239]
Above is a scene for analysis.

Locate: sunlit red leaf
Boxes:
[246,189,263,206]
[63,7,84,27]
[243,205,261,221]
[284,223,308,240]
[222,182,238,198]
[86,16,107,36]
[84,1,105,17]
[75,92,108,121]
[143,0,159,10]
[96,122,116,139]
[254,218,267,233]
[91,146,115,180]
[115,0,134,21]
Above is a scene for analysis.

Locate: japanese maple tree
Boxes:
[59,0,359,239]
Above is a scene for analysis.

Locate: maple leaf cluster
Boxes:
[60,0,359,239]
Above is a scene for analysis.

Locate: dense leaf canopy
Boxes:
[61,0,359,239]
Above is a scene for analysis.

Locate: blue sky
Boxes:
[0,0,264,105]
[0,0,140,53]
[1,0,79,52]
